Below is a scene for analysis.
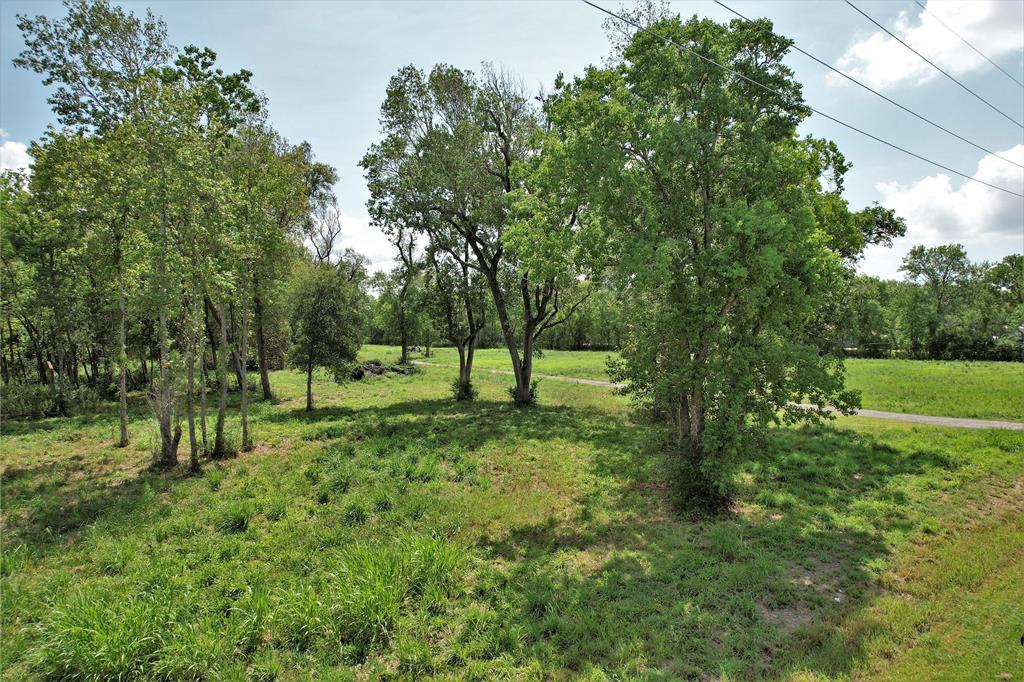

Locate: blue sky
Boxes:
[2,0,1022,277]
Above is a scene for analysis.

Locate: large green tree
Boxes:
[544,14,863,507]
[362,64,586,405]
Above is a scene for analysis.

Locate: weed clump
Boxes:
[214,500,255,534]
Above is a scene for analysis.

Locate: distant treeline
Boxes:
[368,244,1023,361]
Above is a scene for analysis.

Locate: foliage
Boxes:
[543,14,861,507]
[5,0,359,464]
[287,263,364,409]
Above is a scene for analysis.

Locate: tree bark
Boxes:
[186,340,200,473]
[154,207,178,469]
[253,279,274,401]
[199,328,208,455]
[239,303,252,452]
[482,268,532,404]
[116,278,129,447]
[213,299,230,458]
[305,357,314,411]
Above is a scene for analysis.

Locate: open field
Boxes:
[364,345,1024,422]
[3,362,1023,680]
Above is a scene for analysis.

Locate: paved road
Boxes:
[413,361,1024,431]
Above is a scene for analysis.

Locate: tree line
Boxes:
[366,245,1023,362]
[1,0,368,471]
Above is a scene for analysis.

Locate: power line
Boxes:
[845,0,1023,130]
[714,0,1023,170]
[912,0,1024,89]
[578,0,1024,199]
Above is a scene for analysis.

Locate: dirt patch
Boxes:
[757,600,815,633]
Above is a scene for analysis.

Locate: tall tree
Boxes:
[900,244,971,357]
[544,14,862,507]
[362,64,585,405]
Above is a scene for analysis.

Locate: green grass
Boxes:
[842,358,1024,421]
[366,345,1024,421]
[2,360,1023,679]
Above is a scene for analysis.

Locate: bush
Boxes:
[507,379,539,406]
[0,382,103,419]
[450,378,478,402]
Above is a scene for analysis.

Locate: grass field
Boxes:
[2,358,1023,680]
[365,345,1024,421]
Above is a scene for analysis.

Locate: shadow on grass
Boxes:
[3,391,970,678]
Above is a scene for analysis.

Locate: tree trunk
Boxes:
[483,270,533,405]
[199,331,208,454]
[253,279,274,401]
[229,303,245,391]
[305,358,314,411]
[116,280,129,447]
[154,316,178,468]
[55,343,68,417]
[398,296,409,365]
[454,334,478,400]
[213,300,230,458]
[186,341,200,473]
[154,207,178,469]
[239,304,252,452]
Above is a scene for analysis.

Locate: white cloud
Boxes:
[829,1,1024,90]
[0,138,30,172]
[859,145,1024,278]
[337,208,395,272]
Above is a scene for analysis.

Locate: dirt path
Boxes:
[413,361,1024,431]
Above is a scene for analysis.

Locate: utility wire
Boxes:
[714,0,1022,170]
[578,0,1024,198]
[912,0,1024,89]
[845,0,1023,130]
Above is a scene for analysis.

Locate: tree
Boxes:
[544,14,861,508]
[288,264,363,411]
[15,0,174,133]
[362,64,586,406]
[900,244,971,357]
[423,244,487,399]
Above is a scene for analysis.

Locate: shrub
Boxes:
[450,378,479,402]
[507,379,539,406]
[0,382,104,419]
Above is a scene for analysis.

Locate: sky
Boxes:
[1,0,1022,278]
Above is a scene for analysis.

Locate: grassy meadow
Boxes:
[369,345,1024,421]
[2,353,1023,679]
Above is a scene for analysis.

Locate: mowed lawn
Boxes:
[2,362,1023,680]
[365,345,1024,422]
